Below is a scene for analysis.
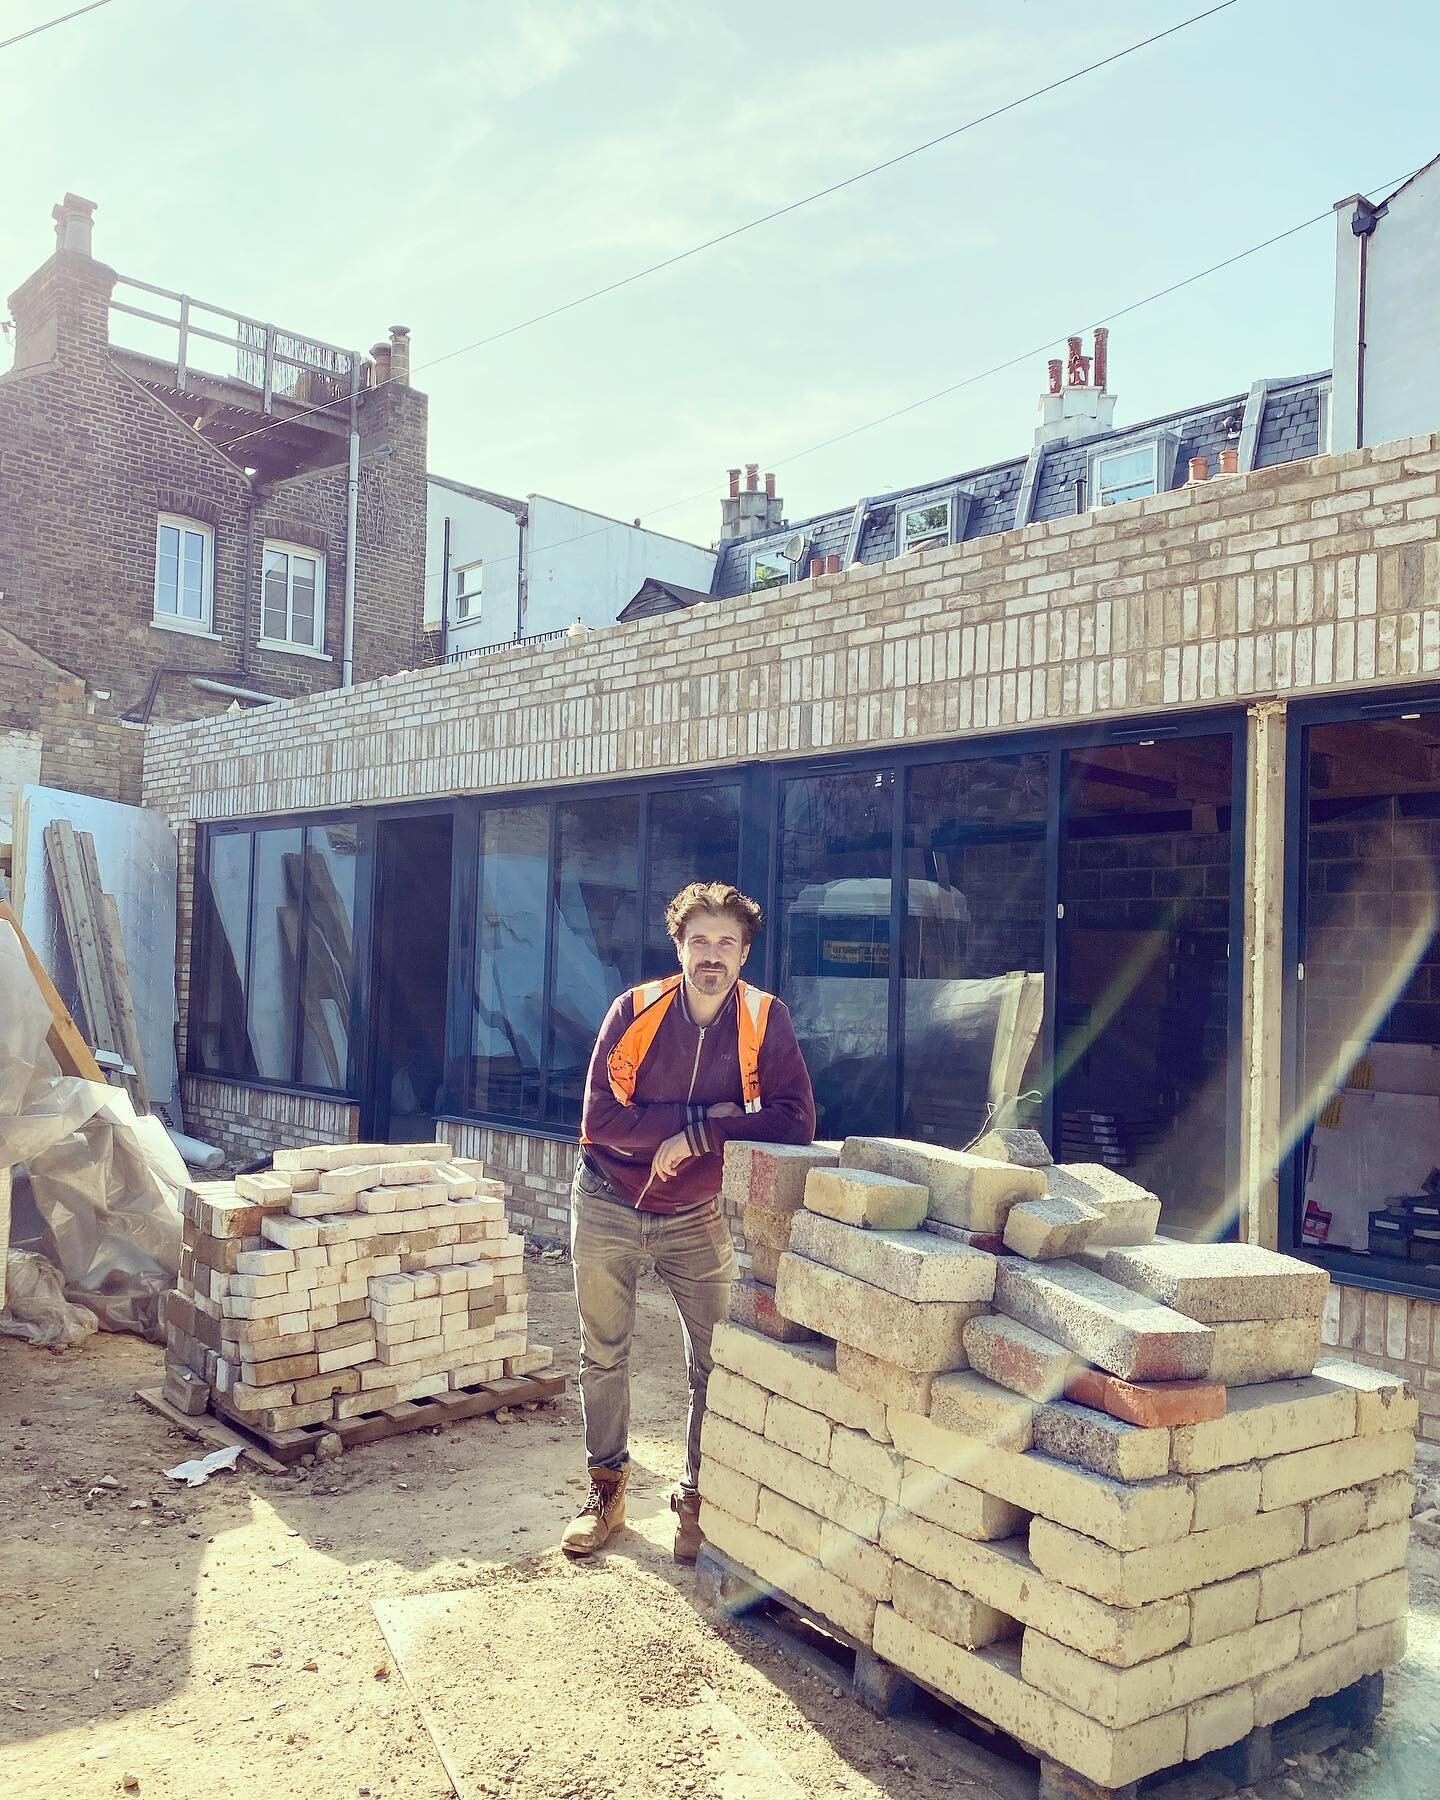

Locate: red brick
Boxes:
[1066,1367,1226,1428]
[728,1278,815,1343]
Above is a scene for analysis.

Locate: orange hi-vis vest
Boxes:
[605,975,774,1115]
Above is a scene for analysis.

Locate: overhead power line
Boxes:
[428,164,1426,583]
[0,0,113,54]
[212,0,1239,455]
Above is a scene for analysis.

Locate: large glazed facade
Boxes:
[145,428,1440,1441]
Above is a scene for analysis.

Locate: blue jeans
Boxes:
[570,1159,737,1497]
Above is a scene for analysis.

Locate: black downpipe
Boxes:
[439,514,452,662]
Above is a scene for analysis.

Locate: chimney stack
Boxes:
[1034,328,1118,448]
[52,192,97,257]
[387,325,411,385]
[720,461,784,542]
[7,193,113,375]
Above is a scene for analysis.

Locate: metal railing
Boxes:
[443,628,571,665]
[109,275,361,416]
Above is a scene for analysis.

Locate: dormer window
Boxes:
[749,549,790,592]
[1091,443,1159,507]
[899,498,953,554]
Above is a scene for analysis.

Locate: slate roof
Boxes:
[618,578,717,623]
[709,371,1329,601]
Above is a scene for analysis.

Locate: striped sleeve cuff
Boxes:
[685,1118,713,1158]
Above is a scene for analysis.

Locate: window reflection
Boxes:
[247,828,304,1080]
[903,756,1049,1146]
[778,770,895,1136]
[470,806,550,1123]
[546,797,641,1125]
[298,824,358,1088]
[643,786,742,973]
[194,833,252,1075]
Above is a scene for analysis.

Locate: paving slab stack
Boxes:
[700,1133,1416,1791]
[162,1141,553,1435]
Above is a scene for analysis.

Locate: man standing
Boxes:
[561,881,816,1564]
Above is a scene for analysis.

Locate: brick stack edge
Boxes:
[162,1142,553,1434]
[700,1138,1415,1791]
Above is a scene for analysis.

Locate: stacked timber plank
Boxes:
[163,1141,553,1437]
[699,1135,1415,1793]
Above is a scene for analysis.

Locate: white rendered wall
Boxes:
[525,497,716,636]
[424,481,522,651]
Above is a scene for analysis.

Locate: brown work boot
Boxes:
[671,1489,703,1565]
[561,1464,628,1557]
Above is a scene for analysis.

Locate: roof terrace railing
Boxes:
[108,275,362,416]
[443,628,571,665]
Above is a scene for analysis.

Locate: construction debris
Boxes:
[162,1140,559,1452]
[698,1133,1414,1794]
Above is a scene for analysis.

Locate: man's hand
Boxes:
[707,1101,744,1120]
[651,1131,694,1183]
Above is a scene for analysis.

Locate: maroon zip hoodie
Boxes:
[579,981,816,1214]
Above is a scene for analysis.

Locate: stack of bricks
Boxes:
[699,1134,1416,1792]
[163,1141,552,1435]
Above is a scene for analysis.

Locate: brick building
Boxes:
[0,194,429,805]
[141,356,1440,1439]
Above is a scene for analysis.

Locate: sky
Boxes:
[3,0,1438,551]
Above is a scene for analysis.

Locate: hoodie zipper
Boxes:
[636,1005,706,1208]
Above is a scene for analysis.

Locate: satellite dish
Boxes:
[782,531,806,563]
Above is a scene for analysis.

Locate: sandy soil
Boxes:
[1,1255,1437,1800]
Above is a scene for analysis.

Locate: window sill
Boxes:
[151,616,221,641]
[257,638,333,662]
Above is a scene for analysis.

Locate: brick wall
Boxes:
[437,1122,578,1244]
[1322,1285,1440,1445]
[0,241,429,805]
[181,1075,358,1163]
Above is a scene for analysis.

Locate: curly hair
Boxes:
[665,881,763,948]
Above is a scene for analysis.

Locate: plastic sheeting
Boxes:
[0,920,182,1342]
[12,783,180,1118]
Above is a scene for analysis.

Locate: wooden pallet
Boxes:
[696,1545,1386,1800]
[209,1371,568,1466]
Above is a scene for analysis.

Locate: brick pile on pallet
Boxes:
[162,1141,553,1436]
[700,1134,1416,1793]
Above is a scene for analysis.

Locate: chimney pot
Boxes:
[370,341,392,384]
[764,472,775,498]
[51,192,97,258]
[387,324,411,385]
[1092,327,1109,391]
[825,554,842,575]
[1047,358,1063,396]
[728,468,741,497]
[745,463,759,491]
[1188,455,1209,484]
[1219,446,1239,476]
[809,558,824,580]
[1066,336,1085,385]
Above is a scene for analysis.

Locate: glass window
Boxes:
[247,828,305,1080]
[1093,444,1158,506]
[1297,716,1440,1289]
[749,549,790,592]
[778,770,895,1136]
[643,786,742,973]
[298,824,359,1088]
[193,833,252,1074]
[902,757,1049,1146]
[154,515,213,627]
[469,805,550,1123]
[262,542,326,651]
[453,562,483,622]
[900,499,952,555]
[546,796,641,1125]
[1059,737,1235,1241]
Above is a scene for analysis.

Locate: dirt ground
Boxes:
[2,1255,1438,1800]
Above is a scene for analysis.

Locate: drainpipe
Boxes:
[238,487,255,676]
[341,356,361,687]
[439,514,452,662]
[515,506,528,644]
[1351,196,1386,450]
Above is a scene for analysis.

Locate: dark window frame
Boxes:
[187,709,1247,1185]
[1282,686,1440,1302]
